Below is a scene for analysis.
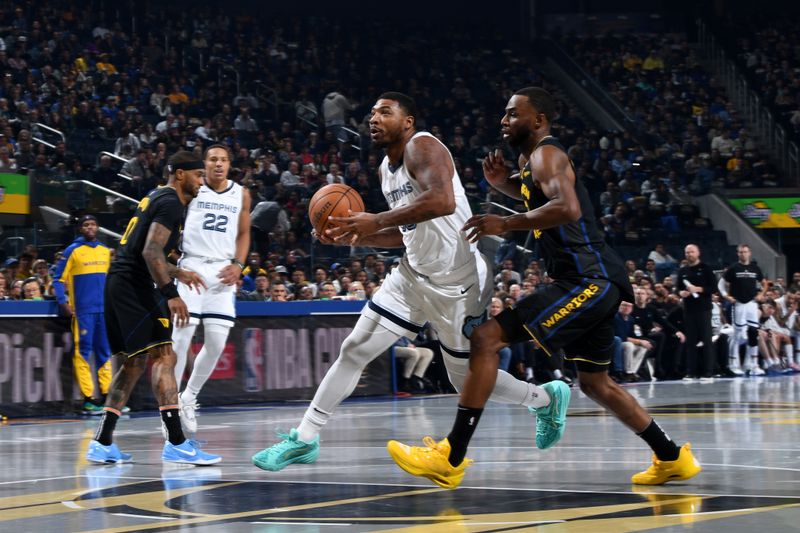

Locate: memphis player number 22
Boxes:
[202,213,228,233]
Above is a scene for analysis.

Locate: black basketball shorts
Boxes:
[104,272,173,358]
[494,277,621,372]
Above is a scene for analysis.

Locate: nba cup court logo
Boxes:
[243,328,264,392]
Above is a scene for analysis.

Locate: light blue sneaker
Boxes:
[252,429,320,471]
[528,380,571,449]
[162,439,221,465]
[86,440,133,463]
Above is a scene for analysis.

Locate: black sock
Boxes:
[161,408,186,445]
[637,419,680,461]
[446,405,483,467]
[94,409,119,445]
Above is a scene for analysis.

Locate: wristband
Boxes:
[159,282,180,300]
[231,259,245,270]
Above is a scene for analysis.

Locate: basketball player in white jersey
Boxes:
[171,144,251,434]
[252,92,568,472]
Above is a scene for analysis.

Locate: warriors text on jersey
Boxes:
[379,131,476,279]
[181,180,243,260]
[723,262,763,303]
[520,137,632,300]
[111,187,185,278]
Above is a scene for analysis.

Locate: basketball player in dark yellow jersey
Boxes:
[388,87,701,489]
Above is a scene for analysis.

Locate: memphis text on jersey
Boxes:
[541,283,600,329]
[196,200,239,213]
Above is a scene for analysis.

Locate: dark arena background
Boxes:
[1,0,799,531]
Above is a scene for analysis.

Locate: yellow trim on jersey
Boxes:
[118,340,173,359]
[563,356,611,366]
[522,324,553,358]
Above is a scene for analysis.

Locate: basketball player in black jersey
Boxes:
[719,244,768,375]
[388,87,701,488]
[86,151,221,465]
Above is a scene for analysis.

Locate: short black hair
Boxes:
[204,143,232,160]
[377,92,418,122]
[514,87,556,123]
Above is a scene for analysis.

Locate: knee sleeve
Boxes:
[172,324,197,385]
[442,353,531,405]
[747,326,759,347]
[184,324,230,397]
[310,315,400,414]
[200,323,229,359]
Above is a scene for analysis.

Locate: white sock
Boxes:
[782,344,793,363]
[172,323,197,387]
[526,382,551,409]
[443,354,551,408]
[297,403,331,443]
[182,323,230,403]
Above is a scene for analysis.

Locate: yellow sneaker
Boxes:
[386,437,472,489]
[631,443,702,485]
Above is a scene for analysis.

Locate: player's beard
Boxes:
[506,125,532,150]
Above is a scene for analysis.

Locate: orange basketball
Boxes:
[308,183,366,234]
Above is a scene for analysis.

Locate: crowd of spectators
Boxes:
[1,4,797,388]
[563,32,782,191]
[722,16,800,143]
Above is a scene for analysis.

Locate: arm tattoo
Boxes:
[142,221,177,287]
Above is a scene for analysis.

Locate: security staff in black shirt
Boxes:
[677,244,718,380]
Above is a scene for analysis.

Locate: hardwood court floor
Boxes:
[2,376,799,532]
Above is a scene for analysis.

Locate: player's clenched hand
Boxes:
[217,264,241,286]
[177,269,207,293]
[328,210,380,245]
[168,297,190,328]
[462,214,508,243]
[482,149,510,186]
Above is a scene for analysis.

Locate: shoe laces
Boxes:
[420,437,473,467]
[421,436,442,451]
[269,429,306,453]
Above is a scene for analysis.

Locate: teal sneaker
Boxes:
[83,401,104,415]
[252,429,320,471]
[528,380,571,449]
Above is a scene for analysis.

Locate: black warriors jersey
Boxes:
[519,137,632,301]
[110,187,185,279]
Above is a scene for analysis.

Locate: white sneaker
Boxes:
[179,395,198,434]
[699,376,715,383]
[747,367,766,376]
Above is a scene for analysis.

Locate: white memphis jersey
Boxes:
[181,180,242,260]
[380,131,476,278]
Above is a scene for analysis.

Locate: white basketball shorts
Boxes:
[364,253,493,357]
